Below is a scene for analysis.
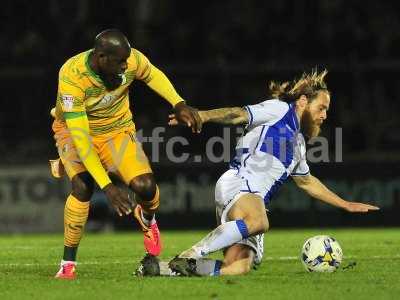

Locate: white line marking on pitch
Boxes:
[0,261,125,267]
[0,255,399,267]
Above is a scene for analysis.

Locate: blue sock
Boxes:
[235,219,249,239]
[212,260,223,276]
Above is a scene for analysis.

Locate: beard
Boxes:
[300,109,321,139]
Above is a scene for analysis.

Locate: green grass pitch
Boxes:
[0,228,399,300]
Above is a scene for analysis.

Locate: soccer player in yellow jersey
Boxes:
[53,29,201,279]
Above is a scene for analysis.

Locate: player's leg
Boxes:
[136,243,257,277]
[178,169,268,258]
[130,173,159,222]
[219,243,255,275]
[100,130,161,255]
[168,243,254,277]
[137,210,264,277]
[168,233,264,277]
[169,169,268,277]
[220,232,264,275]
[169,216,265,277]
[62,172,94,262]
[55,172,94,280]
[53,120,94,279]
[130,173,162,256]
[179,192,268,258]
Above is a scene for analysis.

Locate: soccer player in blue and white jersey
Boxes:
[139,70,379,277]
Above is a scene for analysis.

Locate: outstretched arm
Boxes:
[292,174,379,212]
[169,107,248,127]
[199,107,249,125]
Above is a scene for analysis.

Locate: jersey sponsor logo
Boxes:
[62,94,74,110]
[99,93,115,107]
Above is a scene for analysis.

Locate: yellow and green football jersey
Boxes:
[55,48,152,135]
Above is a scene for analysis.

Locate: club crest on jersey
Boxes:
[62,94,74,110]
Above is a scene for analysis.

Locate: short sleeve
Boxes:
[57,67,85,112]
[131,49,153,82]
[244,99,289,127]
[291,159,310,177]
[291,134,310,176]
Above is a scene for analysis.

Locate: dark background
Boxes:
[1,0,399,230]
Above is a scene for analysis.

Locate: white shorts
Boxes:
[215,169,266,265]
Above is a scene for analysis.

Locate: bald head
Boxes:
[90,29,131,90]
[94,29,131,55]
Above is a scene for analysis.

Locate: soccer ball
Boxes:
[301,235,343,272]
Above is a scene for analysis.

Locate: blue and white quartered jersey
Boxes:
[228,99,310,204]
[214,99,310,262]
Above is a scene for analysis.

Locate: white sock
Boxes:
[195,259,223,276]
[189,220,249,257]
[158,260,222,276]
